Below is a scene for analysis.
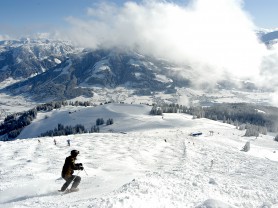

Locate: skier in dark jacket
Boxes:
[60,150,83,192]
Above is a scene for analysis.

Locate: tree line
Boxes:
[39,118,114,137]
[40,123,86,137]
[0,109,38,139]
[0,100,110,141]
[150,103,278,139]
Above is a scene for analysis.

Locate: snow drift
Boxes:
[1,104,278,207]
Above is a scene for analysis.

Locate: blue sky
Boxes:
[0,0,277,37]
[244,0,278,29]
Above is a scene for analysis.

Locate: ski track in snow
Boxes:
[1,110,278,207]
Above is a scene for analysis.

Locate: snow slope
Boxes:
[1,104,278,208]
[18,103,199,139]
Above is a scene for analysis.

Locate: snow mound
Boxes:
[196,199,235,208]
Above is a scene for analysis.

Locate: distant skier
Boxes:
[59,150,84,192]
[67,139,70,146]
[54,139,57,145]
[210,159,214,169]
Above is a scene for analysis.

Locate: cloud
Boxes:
[0,34,11,41]
[258,43,278,105]
[64,0,275,90]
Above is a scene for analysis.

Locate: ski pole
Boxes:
[72,170,80,180]
[83,167,89,176]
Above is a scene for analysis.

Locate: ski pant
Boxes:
[61,175,81,191]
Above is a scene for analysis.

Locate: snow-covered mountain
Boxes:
[1,103,278,207]
[1,48,190,101]
[0,34,276,109]
[257,29,278,46]
[1,30,278,208]
[0,38,80,82]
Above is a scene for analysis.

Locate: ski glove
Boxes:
[75,163,83,170]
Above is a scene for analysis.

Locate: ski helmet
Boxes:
[71,150,79,157]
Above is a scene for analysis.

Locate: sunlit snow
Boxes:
[0,104,278,208]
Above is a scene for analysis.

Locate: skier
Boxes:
[59,150,83,192]
[67,139,70,146]
[210,159,214,169]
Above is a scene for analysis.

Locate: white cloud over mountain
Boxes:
[65,2,260,73]
[63,0,278,103]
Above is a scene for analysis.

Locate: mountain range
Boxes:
[0,39,192,101]
[0,29,278,103]
[0,38,79,82]
[258,29,278,45]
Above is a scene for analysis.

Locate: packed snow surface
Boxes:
[1,104,278,208]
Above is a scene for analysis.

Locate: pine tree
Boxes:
[244,125,259,137]
[106,118,114,125]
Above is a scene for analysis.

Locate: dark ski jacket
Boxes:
[61,156,79,179]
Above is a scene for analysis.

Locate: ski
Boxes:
[59,188,79,194]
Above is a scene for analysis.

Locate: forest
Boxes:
[0,101,92,140]
[150,103,278,136]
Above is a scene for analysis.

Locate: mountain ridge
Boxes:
[2,48,191,101]
[0,38,80,82]
[0,30,277,106]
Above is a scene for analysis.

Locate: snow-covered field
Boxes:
[0,78,37,121]
[0,83,274,122]
[1,104,278,208]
